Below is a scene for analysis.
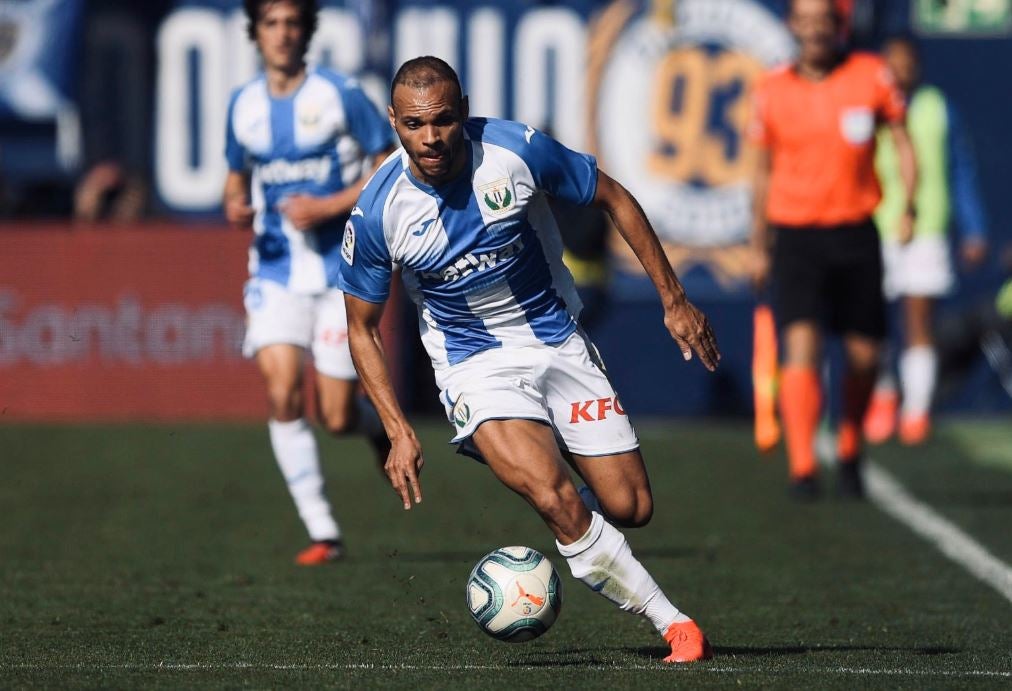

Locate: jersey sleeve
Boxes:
[341,82,395,156]
[224,91,245,172]
[522,129,598,206]
[873,60,906,124]
[946,102,988,241]
[339,211,393,303]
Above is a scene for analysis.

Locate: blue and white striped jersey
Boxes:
[225,67,393,294]
[340,118,599,370]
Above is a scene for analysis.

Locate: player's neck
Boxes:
[265,62,308,98]
[795,53,840,82]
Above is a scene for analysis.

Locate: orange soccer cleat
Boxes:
[899,414,931,446]
[295,540,345,566]
[863,390,898,444]
[662,620,713,663]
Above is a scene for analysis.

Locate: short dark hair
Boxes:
[390,56,463,104]
[787,0,840,21]
[244,0,319,47]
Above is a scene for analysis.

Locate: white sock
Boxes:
[899,346,937,417]
[556,512,690,634]
[268,418,340,542]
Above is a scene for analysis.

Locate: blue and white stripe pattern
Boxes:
[225,67,393,294]
[340,118,598,370]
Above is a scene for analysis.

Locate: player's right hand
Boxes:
[386,432,424,510]
[225,196,254,227]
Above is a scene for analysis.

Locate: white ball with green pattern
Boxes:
[466,546,563,642]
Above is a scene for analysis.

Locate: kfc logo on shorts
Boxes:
[569,396,626,423]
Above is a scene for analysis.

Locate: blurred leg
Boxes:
[257,344,339,545]
[779,321,823,481]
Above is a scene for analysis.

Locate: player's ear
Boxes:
[387,104,396,130]
[460,95,469,122]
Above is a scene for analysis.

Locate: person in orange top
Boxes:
[750,0,917,499]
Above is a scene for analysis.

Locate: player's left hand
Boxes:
[961,238,987,269]
[279,194,332,230]
[664,299,721,372]
[385,432,425,510]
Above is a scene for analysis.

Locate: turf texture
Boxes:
[0,420,1010,689]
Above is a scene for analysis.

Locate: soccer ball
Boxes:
[466,546,563,643]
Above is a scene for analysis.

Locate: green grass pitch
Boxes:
[1,420,1010,689]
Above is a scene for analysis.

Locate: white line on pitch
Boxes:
[865,462,1012,605]
[3,663,1010,677]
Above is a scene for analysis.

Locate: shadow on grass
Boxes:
[626,644,960,659]
[374,546,701,564]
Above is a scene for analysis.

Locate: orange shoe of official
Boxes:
[295,540,344,566]
[899,414,931,446]
[863,391,898,444]
[662,620,713,663]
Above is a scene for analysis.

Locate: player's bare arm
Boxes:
[749,146,773,290]
[344,292,424,510]
[889,121,918,244]
[223,171,254,227]
[593,170,721,371]
[279,145,398,229]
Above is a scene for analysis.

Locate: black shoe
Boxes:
[788,475,821,502]
[837,459,865,499]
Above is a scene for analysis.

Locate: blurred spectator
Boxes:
[863,34,989,446]
[935,245,1012,403]
[74,1,173,222]
[0,0,85,217]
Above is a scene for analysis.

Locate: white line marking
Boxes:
[3,663,1010,677]
[865,462,1012,605]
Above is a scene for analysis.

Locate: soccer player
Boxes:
[341,57,720,664]
[222,0,396,564]
[863,34,989,446]
[749,0,917,498]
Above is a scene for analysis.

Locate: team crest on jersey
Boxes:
[478,177,515,216]
[342,221,355,265]
[452,396,471,428]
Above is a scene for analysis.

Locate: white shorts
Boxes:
[242,278,357,380]
[882,236,955,300]
[438,330,639,459]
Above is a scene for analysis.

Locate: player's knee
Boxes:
[602,489,653,528]
[266,384,302,420]
[321,410,355,436]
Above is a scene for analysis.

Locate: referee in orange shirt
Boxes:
[750,0,917,499]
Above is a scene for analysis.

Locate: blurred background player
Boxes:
[342,57,720,663]
[749,0,917,499]
[223,0,396,564]
[863,34,989,447]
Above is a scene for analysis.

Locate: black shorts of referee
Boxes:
[771,217,886,339]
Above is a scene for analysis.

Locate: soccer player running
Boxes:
[863,34,989,446]
[223,0,396,564]
[341,57,720,663]
[749,0,917,499]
